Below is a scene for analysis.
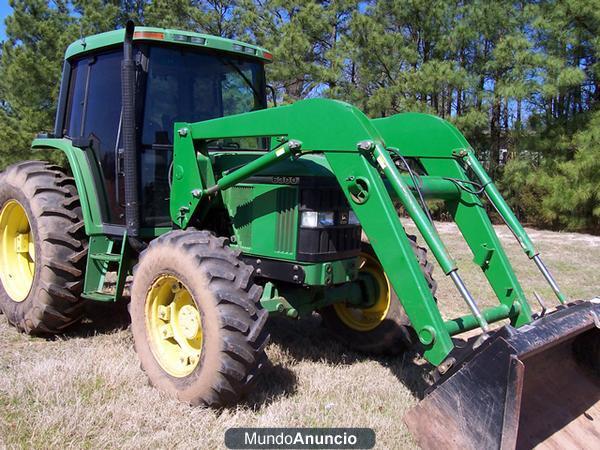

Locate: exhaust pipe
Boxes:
[120,20,145,252]
[121,20,140,239]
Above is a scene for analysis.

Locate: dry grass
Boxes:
[1,222,599,449]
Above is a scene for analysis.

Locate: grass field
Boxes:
[1,222,599,449]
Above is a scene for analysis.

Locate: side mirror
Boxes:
[267,85,277,108]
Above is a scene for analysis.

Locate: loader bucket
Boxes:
[404,301,600,449]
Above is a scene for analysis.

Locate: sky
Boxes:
[0,0,10,41]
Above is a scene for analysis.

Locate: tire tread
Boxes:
[131,230,269,407]
[0,160,87,334]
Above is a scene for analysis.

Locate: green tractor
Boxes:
[1,21,599,448]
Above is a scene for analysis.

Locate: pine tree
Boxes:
[0,1,597,232]
[240,0,360,102]
[0,0,77,166]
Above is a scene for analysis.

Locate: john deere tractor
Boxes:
[1,21,599,448]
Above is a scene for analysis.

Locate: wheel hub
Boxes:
[145,275,203,377]
[178,304,201,340]
[0,200,36,302]
[333,252,391,331]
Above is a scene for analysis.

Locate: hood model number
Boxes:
[272,176,299,185]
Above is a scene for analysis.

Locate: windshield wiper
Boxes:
[220,58,264,110]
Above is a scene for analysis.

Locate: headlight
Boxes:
[301,211,335,228]
[318,212,335,226]
[348,211,360,225]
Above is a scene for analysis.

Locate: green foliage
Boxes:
[0,0,598,232]
[537,111,600,231]
[498,158,552,228]
[499,109,600,232]
[0,0,77,167]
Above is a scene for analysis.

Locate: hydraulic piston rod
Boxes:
[450,271,490,333]
[461,150,567,304]
[202,139,302,195]
[533,255,567,304]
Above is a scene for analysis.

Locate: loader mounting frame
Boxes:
[168,98,565,366]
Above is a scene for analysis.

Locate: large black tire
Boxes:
[0,161,87,334]
[320,235,436,355]
[130,230,269,407]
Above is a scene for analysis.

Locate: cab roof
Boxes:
[65,26,273,62]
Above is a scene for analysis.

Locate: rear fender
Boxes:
[31,138,106,235]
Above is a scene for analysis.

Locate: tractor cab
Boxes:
[54,27,270,228]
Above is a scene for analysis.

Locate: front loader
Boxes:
[0,21,598,448]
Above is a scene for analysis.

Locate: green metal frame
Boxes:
[372,114,536,326]
[169,98,567,366]
[260,277,368,318]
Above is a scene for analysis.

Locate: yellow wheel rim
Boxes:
[0,200,36,302]
[145,275,202,377]
[333,252,391,331]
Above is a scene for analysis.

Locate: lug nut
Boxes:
[158,305,170,321]
[160,324,173,339]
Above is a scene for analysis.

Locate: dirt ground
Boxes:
[1,222,599,449]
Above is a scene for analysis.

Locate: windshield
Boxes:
[138,45,267,228]
[141,45,266,148]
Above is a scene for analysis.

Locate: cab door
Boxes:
[63,50,125,225]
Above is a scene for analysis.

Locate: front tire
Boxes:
[130,230,269,407]
[0,161,87,334]
[320,236,436,355]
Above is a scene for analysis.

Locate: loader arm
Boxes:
[170,98,548,365]
[171,98,600,448]
[172,98,454,364]
[372,114,536,327]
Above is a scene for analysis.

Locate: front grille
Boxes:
[230,185,254,250]
[275,187,296,256]
[297,184,362,262]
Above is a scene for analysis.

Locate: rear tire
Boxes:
[320,235,436,355]
[0,161,87,334]
[130,230,269,407]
